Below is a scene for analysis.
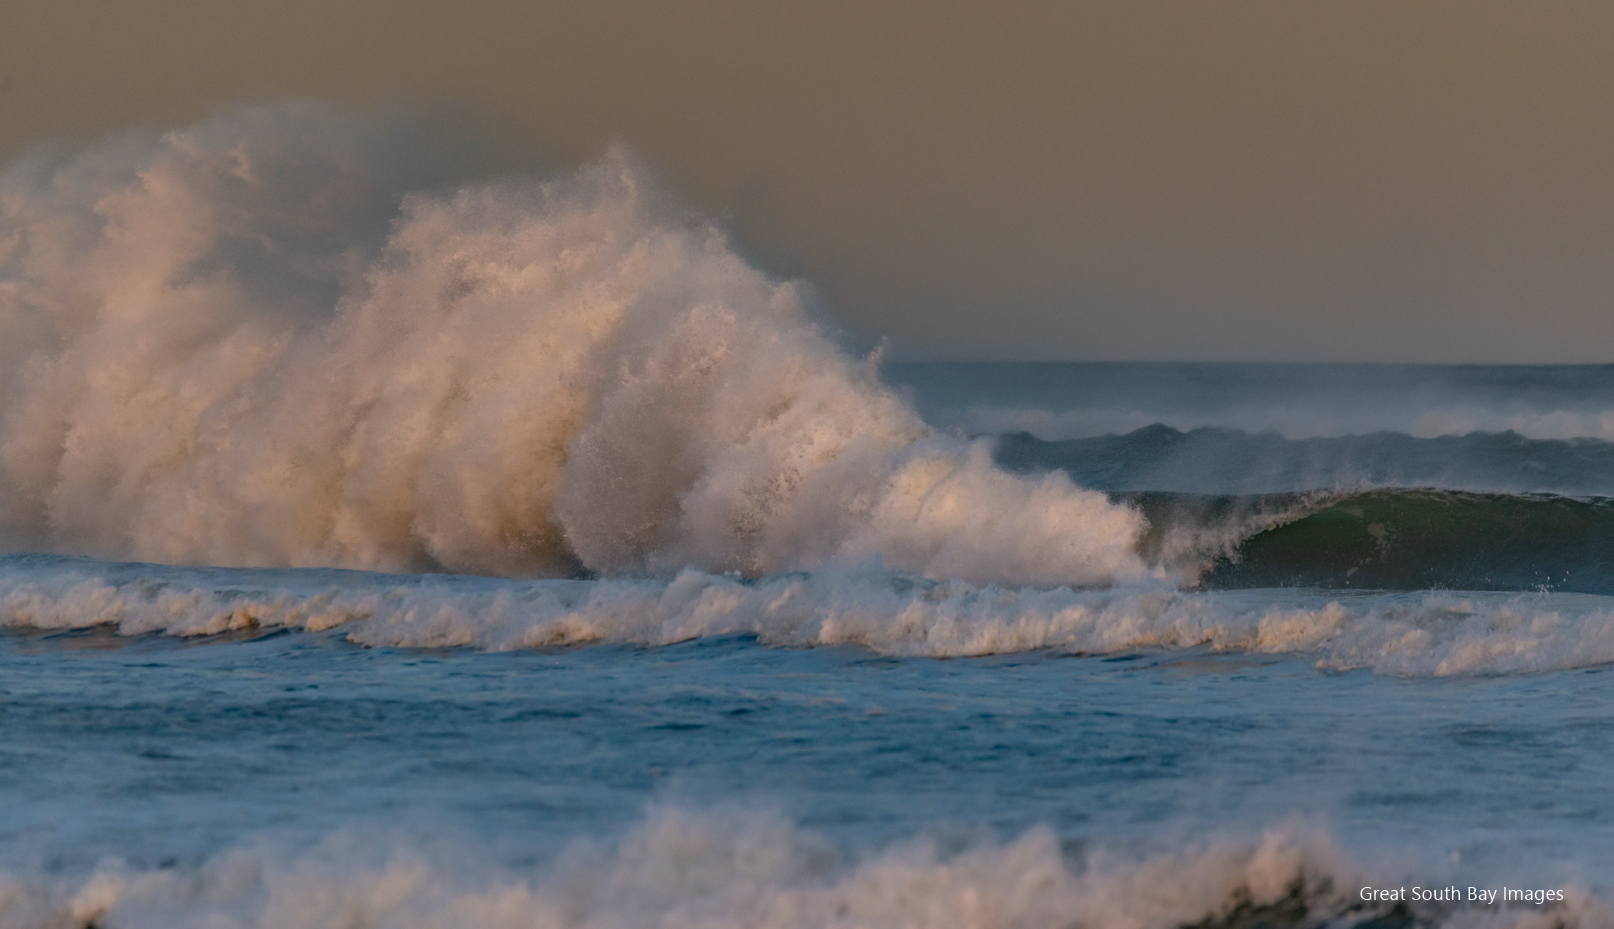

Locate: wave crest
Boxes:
[10,555,1614,676]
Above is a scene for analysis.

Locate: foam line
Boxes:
[6,807,1600,929]
[8,555,1614,676]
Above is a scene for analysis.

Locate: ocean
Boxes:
[2,104,1612,928]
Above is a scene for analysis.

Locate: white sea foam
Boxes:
[6,557,1614,676]
[0,104,1145,588]
[1,806,1598,929]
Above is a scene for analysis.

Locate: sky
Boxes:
[4,1,1614,362]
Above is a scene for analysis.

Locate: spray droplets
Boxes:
[0,105,1147,587]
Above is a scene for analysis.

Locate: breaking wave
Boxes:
[1183,490,1614,595]
[1119,489,1614,595]
[0,807,1603,929]
[9,553,1614,675]
[0,104,1144,588]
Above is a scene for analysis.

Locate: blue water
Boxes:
[4,606,1612,922]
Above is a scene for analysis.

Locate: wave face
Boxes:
[1169,490,1614,595]
[10,808,1600,929]
[0,105,1144,587]
[1116,488,1614,595]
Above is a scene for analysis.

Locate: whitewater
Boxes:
[0,104,1139,586]
[3,104,1614,928]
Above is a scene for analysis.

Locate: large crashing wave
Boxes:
[0,104,1146,587]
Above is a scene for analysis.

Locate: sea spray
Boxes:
[0,104,1146,587]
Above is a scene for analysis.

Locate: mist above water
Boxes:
[0,104,1148,587]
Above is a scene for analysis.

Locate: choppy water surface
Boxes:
[4,620,1612,926]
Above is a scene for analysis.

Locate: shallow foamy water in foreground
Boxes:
[2,588,1612,928]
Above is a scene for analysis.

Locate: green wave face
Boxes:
[1153,490,1614,594]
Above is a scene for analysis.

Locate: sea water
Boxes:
[1,104,1612,927]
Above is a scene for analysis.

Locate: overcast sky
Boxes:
[5,2,1614,362]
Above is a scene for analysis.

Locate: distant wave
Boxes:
[10,554,1614,675]
[0,104,1143,588]
[0,806,1602,929]
[948,402,1614,443]
[998,426,1614,496]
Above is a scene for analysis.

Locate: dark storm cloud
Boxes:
[5,1,1613,361]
